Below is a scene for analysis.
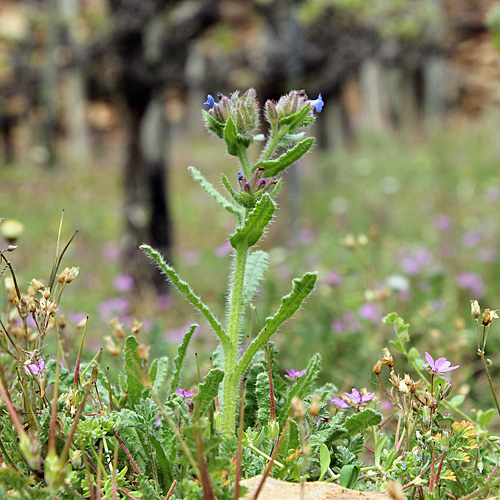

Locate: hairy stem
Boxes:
[222,241,249,435]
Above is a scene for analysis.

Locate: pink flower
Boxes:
[24,358,45,376]
[175,388,196,400]
[425,352,459,374]
[285,369,306,381]
[331,388,374,409]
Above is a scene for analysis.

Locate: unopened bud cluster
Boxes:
[237,166,277,198]
[204,89,259,136]
[265,89,323,127]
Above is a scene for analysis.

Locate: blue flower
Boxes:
[309,93,324,113]
[204,94,215,108]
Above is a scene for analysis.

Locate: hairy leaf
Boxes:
[243,250,269,304]
[197,368,224,416]
[230,194,276,249]
[188,166,242,221]
[278,104,313,134]
[149,356,169,397]
[170,324,197,395]
[124,336,144,407]
[233,272,317,384]
[202,109,224,138]
[141,245,230,349]
[279,353,321,427]
[255,371,271,425]
[253,138,314,177]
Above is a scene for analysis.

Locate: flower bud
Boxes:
[267,419,280,441]
[44,450,66,489]
[19,432,41,469]
[470,300,481,319]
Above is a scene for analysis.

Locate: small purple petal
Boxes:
[330,397,350,409]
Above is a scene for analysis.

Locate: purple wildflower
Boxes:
[330,388,374,408]
[325,270,342,287]
[309,93,324,113]
[113,273,134,293]
[456,272,485,297]
[175,388,196,400]
[204,94,215,108]
[359,303,383,324]
[425,352,459,374]
[98,297,130,321]
[285,369,306,381]
[462,231,482,248]
[330,396,350,409]
[24,358,45,376]
[215,240,232,257]
[433,214,454,231]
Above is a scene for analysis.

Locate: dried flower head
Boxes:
[482,308,499,326]
[470,300,481,319]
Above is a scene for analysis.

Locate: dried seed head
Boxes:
[31,279,44,291]
[470,300,481,319]
[131,319,144,335]
[137,343,150,362]
[309,394,321,417]
[381,347,394,367]
[104,336,121,356]
[43,288,51,300]
[4,277,16,302]
[482,308,499,326]
[373,360,383,375]
[58,315,67,329]
[292,396,306,419]
[109,317,125,339]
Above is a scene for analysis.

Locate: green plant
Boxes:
[141,89,323,436]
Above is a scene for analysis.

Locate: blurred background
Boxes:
[2,0,500,408]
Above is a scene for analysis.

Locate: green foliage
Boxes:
[229,194,276,249]
[124,335,145,407]
[197,368,224,416]
[171,324,197,394]
[255,138,314,177]
[242,250,269,305]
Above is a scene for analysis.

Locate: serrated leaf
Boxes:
[229,194,276,249]
[221,173,244,207]
[197,368,224,416]
[254,138,314,177]
[171,324,197,395]
[189,166,242,220]
[233,272,317,384]
[149,434,174,491]
[202,109,224,138]
[342,408,382,436]
[279,104,313,134]
[243,250,269,304]
[150,356,169,396]
[339,464,360,488]
[319,443,331,481]
[141,245,230,349]
[124,336,144,407]
[279,353,321,427]
[255,371,271,425]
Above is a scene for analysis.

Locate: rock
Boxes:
[240,476,394,500]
